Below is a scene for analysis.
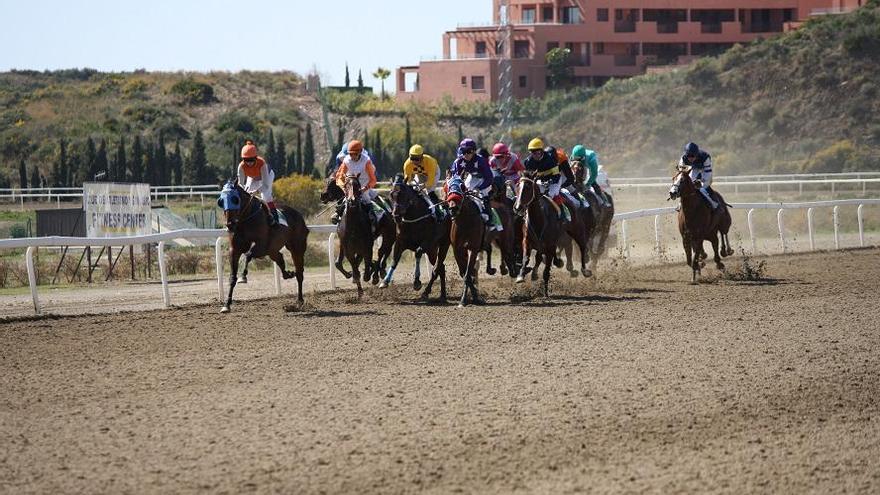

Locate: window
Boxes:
[614,9,639,33]
[546,41,559,53]
[691,9,735,33]
[514,40,530,58]
[594,42,605,55]
[597,8,609,22]
[475,41,487,58]
[471,76,485,91]
[644,9,687,34]
[519,75,527,88]
[562,7,581,24]
[495,40,505,56]
[461,76,467,86]
[542,6,554,22]
[522,8,536,24]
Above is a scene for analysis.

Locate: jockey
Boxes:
[489,142,524,185]
[680,142,718,210]
[522,138,569,221]
[403,144,443,220]
[571,144,611,207]
[449,138,498,229]
[237,140,278,226]
[334,139,380,224]
[332,142,373,177]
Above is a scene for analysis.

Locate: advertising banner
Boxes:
[83,182,151,237]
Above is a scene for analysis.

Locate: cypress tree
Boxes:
[303,123,315,176]
[457,122,464,143]
[363,125,369,151]
[155,133,168,185]
[67,153,79,187]
[170,140,183,185]
[95,139,109,181]
[142,141,155,186]
[18,159,27,189]
[84,137,97,181]
[296,128,303,175]
[286,149,297,177]
[373,129,383,178]
[265,128,276,170]
[357,69,364,89]
[336,118,346,151]
[345,63,351,88]
[30,165,41,189]
[113,136,126,182]
[405,117,412,152]
[190,129,207,184]
[130,135,144,182]
[276,135,287,176]
[53,138,68,187]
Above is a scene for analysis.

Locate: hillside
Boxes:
[0,70,332,187]
[536,1,880,176]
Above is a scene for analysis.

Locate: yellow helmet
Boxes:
[409,144,424,157]
[528,138,545,151]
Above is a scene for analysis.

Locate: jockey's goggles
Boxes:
[529,149,544,156]
[243,157,257,163]
[462,149,475,155]
[410,155,422,161]
[685,153,696,160]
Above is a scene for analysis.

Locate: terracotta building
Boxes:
[396,0,864,102]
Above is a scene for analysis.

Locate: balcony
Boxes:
[614,54,637,66]
[614,20,636,33]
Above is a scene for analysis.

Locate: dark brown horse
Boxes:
[380,174,450,301]
[339,174,375,298]
[669,167,734,282]
[218,179,308,312]
[566,161,615,273]
[513,170,564,297]
[446,175,487,306]
[483,175,518,278]
[320,177,395,284]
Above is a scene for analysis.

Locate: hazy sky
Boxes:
[0,0,493,91]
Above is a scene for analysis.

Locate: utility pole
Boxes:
[496,0,514,146]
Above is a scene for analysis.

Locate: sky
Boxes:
[0,0,493,92]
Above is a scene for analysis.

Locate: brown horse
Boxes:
[380,174,450,301]
[446,175,487,306]
[338,174,375,298]
[483,175,518,278]
[218,179,308,312]
[669,167,734,282]
[570,161,615,272]
[513,170,565,297]
[320,177,395,284]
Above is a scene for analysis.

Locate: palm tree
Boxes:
[372,67,391,99]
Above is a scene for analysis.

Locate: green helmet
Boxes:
[570,145,587,161]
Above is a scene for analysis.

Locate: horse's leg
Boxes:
[573,228,592,278]
[531,251,542,281]
[222,248,240,313]
[351,254,363,298]
[690,238,703,284]
[542,250,554,298]
[681,232,692,267]
[420,249,438,300]
[287,242,306,304]
[459,250,474,308]
[379,241,405,288]
[412,249,423,291]
[267,249,293,280]
[239,252,252,284]
[710,233,724,271]
[471,250,484,305]
[484,242,496,276]
[334,242,352,279]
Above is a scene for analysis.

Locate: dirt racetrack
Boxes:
[2,248,879,493]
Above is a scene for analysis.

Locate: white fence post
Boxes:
[621,220,630,259]
[26,246,40,315]
[857,204,865,247]
[807,208,815,251]
[158,241,170,307]
[328,232,337,290]
[777,208,786,253]
[214,237,224,301]
[653,214,662,261]
[273,263,282,296]
[833,205,840,250]
[747,208,757,253]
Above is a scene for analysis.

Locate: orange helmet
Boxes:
[348,140,364,154]
[241,141,258,159]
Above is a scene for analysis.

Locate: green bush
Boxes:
[169,78,216,105]
[9,224,28,238]
[274,174,324,217]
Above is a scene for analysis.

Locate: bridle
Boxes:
[226,186,259,232]
[514,176,537,215]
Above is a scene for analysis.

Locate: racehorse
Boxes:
[669,166,734,282]
[482,175,518,278]
[513,170,565,297]
[320,177,395,284]
[338,174,375,298]
[539,181,593,280]
[380,174,450,302]
[564,161,615,273]
[446,175,487,306]
[218,179,308,312]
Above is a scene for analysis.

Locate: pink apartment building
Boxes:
[396,0,864,102]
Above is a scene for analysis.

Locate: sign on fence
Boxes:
[83,182,151,237]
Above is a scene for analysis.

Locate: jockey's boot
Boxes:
[331,201,344,225]
[481,196,493,227]
[428,191,443,221]
[700,188,719,210]
[267,202,279,226]
[552,195,570,222]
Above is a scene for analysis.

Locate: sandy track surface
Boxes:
[2,249,879,493]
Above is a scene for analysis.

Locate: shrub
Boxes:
[9,224,28,238]
[273,174,324,217]
[169,78,216,105]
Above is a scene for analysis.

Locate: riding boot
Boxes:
[331,201,344,225]
[269,207,279,226]
[481,196,493,229]
[428,191,443,221]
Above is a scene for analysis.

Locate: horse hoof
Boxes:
[530,273,539,281]
[569,270,578,278]
[515,276,525,284]
[457,303,466,309]
[716,263,725,270]
[379,281,389,289]
[582,269,593,278]
[220,306,230,313]
[238,277,248,284]
[553,258,564,268]
[487,267,497,276]
[413,280,422,291]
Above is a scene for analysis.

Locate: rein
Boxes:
[516,177,548,241]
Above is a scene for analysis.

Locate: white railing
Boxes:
[2,198,878,315]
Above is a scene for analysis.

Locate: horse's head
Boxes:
[514,170,538,216]
[445,175,465,217]
[570,159,586,185]
[320,177,344,203]
[390,174,415,220]
[343,174,362,206]
[669,164,693,201]
[218,179,249,231]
